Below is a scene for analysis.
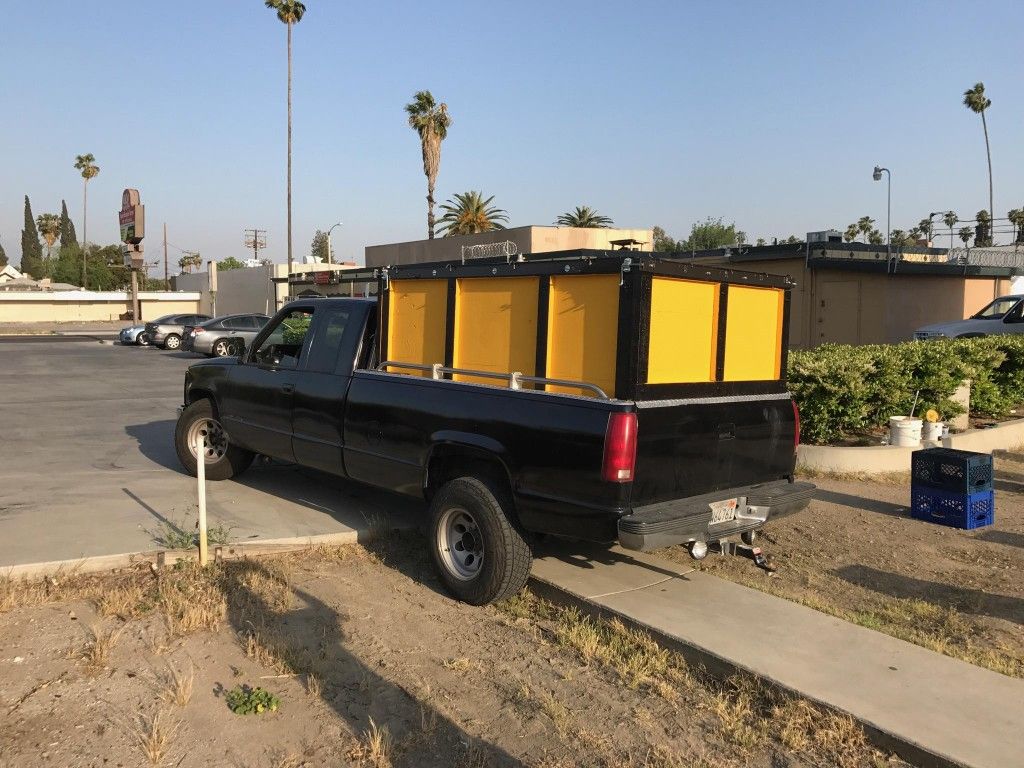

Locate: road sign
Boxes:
[119,189,145,244]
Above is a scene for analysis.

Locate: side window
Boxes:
[305,309,352,374]
[244,316,263,329]
[252,309,314,368]
[1006,302,1024,323]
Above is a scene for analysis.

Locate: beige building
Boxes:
[365,226,653,268]
[683,242,1017,347]
[0,290,201,323]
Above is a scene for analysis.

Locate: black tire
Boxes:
[174,399,254,480]
[164,333,182,350]
[136,333,149,346]
[428,476,532,605]
[212,338,233,357]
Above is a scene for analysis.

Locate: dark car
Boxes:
[144,314,212,350]
[182,314,271,357]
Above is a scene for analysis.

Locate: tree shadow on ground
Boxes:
[833,564,1024,626]
[219,554,522,766]
[812,488,909,518]
[972,530,1024,548]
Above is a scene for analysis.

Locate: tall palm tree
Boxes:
[963,82,994,236]
[890,229,907,247]
[843,224,858,243]
[405,91,452,239]
[958,226,974,249]
[36,213,61,272]
[437,191,508,237]
[918,217,933,243]
[857,216,875,243]
[74,153,99,288]
[943,211,958,250]
[1008,208,1024,244]
[265,0,306,276]
[975,209,992,246]
[556,206,613,228]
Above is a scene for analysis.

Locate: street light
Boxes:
[873,165,891,264]
[326,221,342,265]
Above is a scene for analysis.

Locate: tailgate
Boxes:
[629,392,796,507]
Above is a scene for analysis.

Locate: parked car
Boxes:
[182,314,271,357]
[145,314,212,350]
[118,323,150,346]
[914,295,1024,339]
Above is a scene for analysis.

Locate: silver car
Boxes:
[914,295,1024,339]
[182,314,271,357]
[145,313,212,349]
[118,324,150,345]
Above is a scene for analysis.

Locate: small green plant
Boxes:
[206,521,235,546]
[225,684,280,715]
[148,517,235,549]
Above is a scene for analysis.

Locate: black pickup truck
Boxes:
[175,295,813,605]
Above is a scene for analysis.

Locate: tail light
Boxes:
[603,412,638,483]
[792,399,801,456]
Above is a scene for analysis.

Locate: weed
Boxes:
[306,672,321,698]
[442,656,482,673]
[149,519,196,550]
[348,717,392,767]
[206,521,235,546]
[159,660,194,707]
[537,689,572,736]
[225,684,281,715]
[80,624,125,671]
[97,581,154,620]
[131,707,178,765]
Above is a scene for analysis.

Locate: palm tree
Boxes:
[908,227,923,244]
[943,211,958,250]
[975,209,992,246]
[1008,208,1024,244]
[36,213,60,272]
[843,224,858,243]
[890,229,907,247]
[959,226,974,250]
[437,191,508,237]
[405,91,452,239]
[963,82,994,236]
[918,217,933,243]
[857,216,875,243]
[265,0,307,276]
[74,153,99,288]
[868,229,884,245]
[556,206,613,228]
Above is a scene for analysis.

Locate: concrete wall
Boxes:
[0,292,201,322]
[365,226,654,267]
[174,265,284,316]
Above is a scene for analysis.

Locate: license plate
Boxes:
[709,498,738,525]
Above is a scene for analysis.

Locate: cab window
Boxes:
[252,309,314,368]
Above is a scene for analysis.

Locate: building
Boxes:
[365,226,654,268]
[677,241,1019,347]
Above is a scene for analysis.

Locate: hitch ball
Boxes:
[689,541,708,560]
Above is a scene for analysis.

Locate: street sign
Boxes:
[119,188,145,244]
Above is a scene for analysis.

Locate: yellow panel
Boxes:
[546,274,619,397]
[453,277,538,386]
[386,279,448,377]
[723,285,785,381]
[647,277,719,384]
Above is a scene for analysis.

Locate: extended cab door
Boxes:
[290,302,371,475]
[218,307,315,461]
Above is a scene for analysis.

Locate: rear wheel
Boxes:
[164,333,181,350]
[174,399,254,480]
[428,476,532,605]
[212,339,233,357]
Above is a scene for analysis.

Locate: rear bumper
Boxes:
[618,480,816,551]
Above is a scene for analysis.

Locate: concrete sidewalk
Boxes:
[532,544,1024,768]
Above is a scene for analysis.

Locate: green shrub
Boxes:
[225,685,280,715]
[787,336,1024,444]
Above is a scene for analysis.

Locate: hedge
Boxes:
[787,336,1024,444]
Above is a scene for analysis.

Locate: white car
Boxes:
[914,295,1024,339]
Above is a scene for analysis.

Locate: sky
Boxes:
[2,0,1023,271]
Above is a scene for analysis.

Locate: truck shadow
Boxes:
[833,564,1024,626]
[972,530,1024,549]
[812,488,909,518]
[220,557,523,766]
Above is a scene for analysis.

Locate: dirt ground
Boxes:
[658,457,1024,678]
[1,537,908,768]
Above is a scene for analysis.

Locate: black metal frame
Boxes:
[376,251,795,400]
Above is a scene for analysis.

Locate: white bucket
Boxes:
[922,421,944,442]
[889,416,923,447]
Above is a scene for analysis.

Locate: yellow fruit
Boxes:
[925,409,940,423]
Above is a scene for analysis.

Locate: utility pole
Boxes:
[163,223,169,290]
[244,229,268,263]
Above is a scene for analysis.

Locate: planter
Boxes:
[889,416,922,447]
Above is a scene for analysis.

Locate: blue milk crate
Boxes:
[910,448,993,493]
[910,487,994,530]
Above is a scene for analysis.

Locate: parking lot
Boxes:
[0,338,419,569]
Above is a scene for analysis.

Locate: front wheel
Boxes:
[174,399,254,480]
[428,476,532,605]
[164,333,182,350]
[136,333,149,346]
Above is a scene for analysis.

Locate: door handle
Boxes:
[281,384,295,394]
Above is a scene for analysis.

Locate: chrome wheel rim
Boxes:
[214,340,231,356]
[437,507,483,581]
[165,335,180,349]
[186,417,228,463]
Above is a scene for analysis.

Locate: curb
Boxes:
[527,573,963,768]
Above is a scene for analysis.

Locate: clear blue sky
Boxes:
[2,0,1022,270]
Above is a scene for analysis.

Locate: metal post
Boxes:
[195,431,208,566]
[130,268,140,322]
[163,223,169,290]
[873,166,891,267]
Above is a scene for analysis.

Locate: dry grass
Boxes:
[795,466,911,485]
[159,660,194,708]
[131,707,179,765]
[306,672,321,698]
[442,656,483,673]
[536,689,573,736]
[78,624,125,671]
[348,718,393,768]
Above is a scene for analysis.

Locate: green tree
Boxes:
[943,211,958,250]
[218,256,246,270]
[974,209,992,247]
[889,229,907,247]
[908,227,923,243]
[405,90,452,240]
[782,235,804,244]
[1008,208,1024,243]
[310,229,329,262]
[20,196,44,278]
[917,217,933,242]
[755,237,766,246]
[556,206,613,228]
[652,226,682,252]
[843,224,858,243]
[74,153,99,287]
[438,191,508,236]
[679,217,739,250]
[265,0,307,275]
[963,82,994,237]
[0,240,7,268]
[857,216,875,243]
[868,229,884,245]
[59,199,77,248]
[36,213,61,274]
[959,226,974,248]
